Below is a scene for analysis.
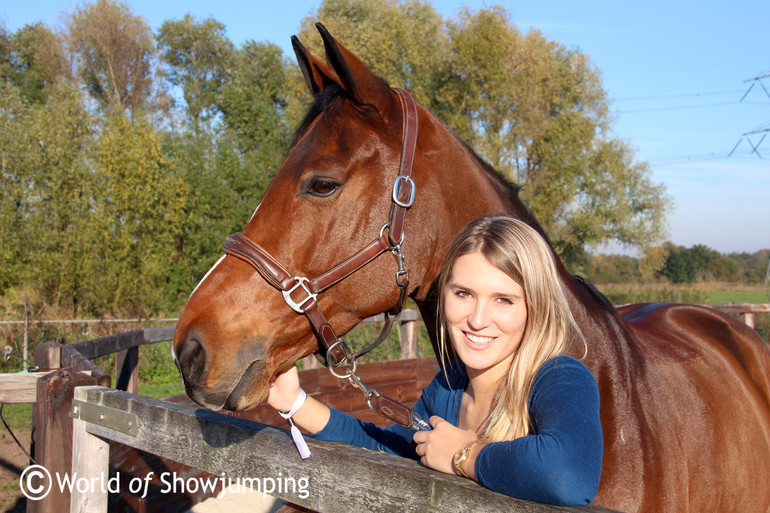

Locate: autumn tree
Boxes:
[7,23,70,103]
[66,0,157,114]
[435,7,670,256]
[156,15,234,134]
[295,0,446,104]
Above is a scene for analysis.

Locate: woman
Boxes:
[268,215,603,506]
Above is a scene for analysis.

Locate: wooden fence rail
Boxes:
[6,304,765,512]
[70,385,617,513]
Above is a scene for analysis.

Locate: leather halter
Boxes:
[223,88,418,368]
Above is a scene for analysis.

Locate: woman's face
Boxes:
[444,251,528,381]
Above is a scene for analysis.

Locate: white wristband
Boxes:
[278,389,310,460]
[278,389,307,420]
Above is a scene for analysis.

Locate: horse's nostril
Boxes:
[177,338,206,378]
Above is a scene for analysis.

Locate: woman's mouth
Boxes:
[464,331,496,349]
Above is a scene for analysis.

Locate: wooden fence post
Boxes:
[399,319,417,360]
[70,386,110,513]
[29,368,98,513]
[34,342,61,371]
[115,346,139,393]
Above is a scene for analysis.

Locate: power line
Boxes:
[616,89,744,102]
[729,71,770,158]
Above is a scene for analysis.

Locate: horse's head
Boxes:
[172,24,442,411]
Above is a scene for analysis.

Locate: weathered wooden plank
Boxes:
[68,325,175,359]
[115,346,139,393]
[71,387,110,512]
[61,345,111,387]
[0,372,53,403]
[76,386,618,513]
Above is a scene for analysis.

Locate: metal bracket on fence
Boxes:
[71,399,139,437]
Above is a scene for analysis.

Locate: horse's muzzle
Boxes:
[174,330,269,411]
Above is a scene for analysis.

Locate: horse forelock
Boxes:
[288,74,395,152]
[289,85,348,151]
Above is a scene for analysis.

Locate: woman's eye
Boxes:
[309,180,338,197]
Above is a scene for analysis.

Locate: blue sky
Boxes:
[3,1,769,255]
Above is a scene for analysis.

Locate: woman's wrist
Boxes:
[278,389,307,419]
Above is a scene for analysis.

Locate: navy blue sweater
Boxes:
[313,356,603,506]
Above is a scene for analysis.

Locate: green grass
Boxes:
[138,381,185,398]
[701,290,770,304]
[0,403,32,431]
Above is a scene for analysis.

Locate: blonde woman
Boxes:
[268,215,603,506]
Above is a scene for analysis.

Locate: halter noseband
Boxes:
[223,88,418,369]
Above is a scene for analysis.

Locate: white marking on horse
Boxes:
[190,254,226,299]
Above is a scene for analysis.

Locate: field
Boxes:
[593,283,769,306]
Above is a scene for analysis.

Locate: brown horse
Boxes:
[173,24,770,512]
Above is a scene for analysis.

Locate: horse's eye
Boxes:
[308,180,339,197]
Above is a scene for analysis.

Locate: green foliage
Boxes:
[156,14,234,130]
[4,22,70,104]
[90,113,189,312]
[0,0,733,322]
[576,244,768,288]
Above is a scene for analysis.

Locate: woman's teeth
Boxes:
[466,332,494,345]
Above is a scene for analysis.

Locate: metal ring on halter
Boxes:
[379,222,390,239]
[327,343,356,379]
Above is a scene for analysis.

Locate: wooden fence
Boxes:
[6,322,620,513]
[3,304,766,512]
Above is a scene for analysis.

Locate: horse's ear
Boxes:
[315,23,396,112]
[291,35,340,98]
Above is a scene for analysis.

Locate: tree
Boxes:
[156,15,234,134]
[218,41,290,155]
[662,243,719,284]
[8,23,70,104]
[707,257,742,282]
[66,0,157,114]
[295,0,447,104]
[91,113,188,312]
[435,7,671,256]
[0,79,96,310]
[291,2,670,256]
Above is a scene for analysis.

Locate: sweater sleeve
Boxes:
[474,357,603,506]
[311,368,456,458]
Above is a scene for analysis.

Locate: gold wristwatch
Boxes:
[452,440,479,478]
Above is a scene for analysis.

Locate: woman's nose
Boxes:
[467,300,491,330]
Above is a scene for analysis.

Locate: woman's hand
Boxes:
[413,416,479,476]
[266,365,331,434]
[267,365,301,412]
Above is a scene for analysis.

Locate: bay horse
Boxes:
[172,24,770,512]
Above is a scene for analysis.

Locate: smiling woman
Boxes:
[267,215,603,506]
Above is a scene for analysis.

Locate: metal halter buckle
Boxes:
[282,277,317,314]
[392,175,416,208]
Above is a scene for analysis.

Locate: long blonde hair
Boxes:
[437,215,585,441]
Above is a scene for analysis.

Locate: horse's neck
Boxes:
[413,113,632,362]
